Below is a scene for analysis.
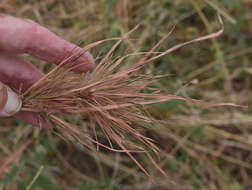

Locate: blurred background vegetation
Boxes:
[0,0,252,189]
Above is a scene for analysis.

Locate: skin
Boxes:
[0,14,94,127]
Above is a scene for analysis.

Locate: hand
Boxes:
[0,14,94,127]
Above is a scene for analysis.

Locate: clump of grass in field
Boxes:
[19,12,237,177]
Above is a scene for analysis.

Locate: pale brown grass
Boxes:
[20,12,239,177]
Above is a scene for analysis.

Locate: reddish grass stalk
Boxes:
[0,141,31,178]
[20,12,240,177]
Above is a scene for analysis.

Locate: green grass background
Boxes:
[0,0,252,189]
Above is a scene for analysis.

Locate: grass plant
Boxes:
[0,1,251,189]
[18,12,239,178]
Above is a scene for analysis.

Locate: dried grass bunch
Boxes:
[19,13,238,176]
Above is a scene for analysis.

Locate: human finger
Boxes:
[0,81,22,117]
[0,54,49,127]
[0,14,94,72]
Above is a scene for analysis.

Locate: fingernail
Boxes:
[85,52,95,65]
[0,84,22,117]
[78,51,95,72]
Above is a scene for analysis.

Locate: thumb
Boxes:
[0,82,22,117]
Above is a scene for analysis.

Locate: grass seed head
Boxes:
[20,12,238,177]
